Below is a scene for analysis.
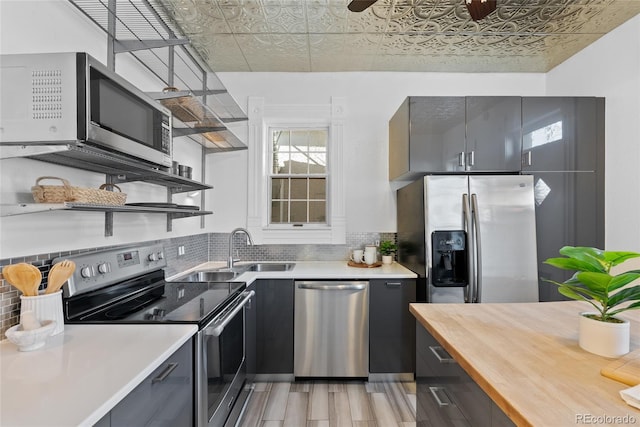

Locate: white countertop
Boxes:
[0,324,197,427]
[168,260,418,283]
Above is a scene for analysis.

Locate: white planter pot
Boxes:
[579,312,630,358]
[382,255,393,265]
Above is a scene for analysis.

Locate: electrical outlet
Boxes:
[375,240,380,247]
[178,245,185,256]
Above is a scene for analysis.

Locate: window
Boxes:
[247,97,346,244]
[270,128,328,224]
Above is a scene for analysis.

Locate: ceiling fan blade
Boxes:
[348,0,378,13]
[465,0,497,21]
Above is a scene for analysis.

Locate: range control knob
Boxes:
[157,251,164,260]
[148,253,158,262]
[97,263,110,274]
[80,266,93,278]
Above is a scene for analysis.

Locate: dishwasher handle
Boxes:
[296,281,367,291]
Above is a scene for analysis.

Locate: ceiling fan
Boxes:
[347,0,497,21]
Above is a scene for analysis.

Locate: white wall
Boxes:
[213,72,546,234]
[546,14,640,251]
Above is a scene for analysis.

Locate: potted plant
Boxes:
[544,246,640,357]
[380,241,397,265]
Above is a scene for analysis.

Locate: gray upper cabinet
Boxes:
[389,96,521,180]
[521,97,604,172]
[466,97,522,172]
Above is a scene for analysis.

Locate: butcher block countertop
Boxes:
[410,301,640,427]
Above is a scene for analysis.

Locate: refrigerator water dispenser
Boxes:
[431,231,468,287]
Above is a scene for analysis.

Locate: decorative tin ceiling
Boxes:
[158,0,640,72]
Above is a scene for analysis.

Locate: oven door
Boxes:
[196,290,254,427]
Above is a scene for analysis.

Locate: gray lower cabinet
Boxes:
[94,338,193,427]
[416,324,513,427]
[255,279,295,375]
[369,279,416,375]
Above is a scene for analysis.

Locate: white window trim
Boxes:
[247,97,346,245]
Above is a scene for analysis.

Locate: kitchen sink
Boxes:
[171,262,295,283]
[175,271,238,282]
[244,262,296,272]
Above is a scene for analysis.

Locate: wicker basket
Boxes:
[31,176,127,205]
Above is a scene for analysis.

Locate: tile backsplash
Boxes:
[0,231,395,336]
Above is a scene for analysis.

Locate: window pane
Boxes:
[309,201,326,223]
[308,130,327,149]
[273,151,290,174]
[271,201,288,223]
[290,131,308,152]
[271,178,289,199]
[290,201,307,223]
[309,178,326,199]
[290,152,309,174]
[273,130,290,152]
[290,178,307,199]
[309,152,326,173]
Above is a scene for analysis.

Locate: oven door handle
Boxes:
[205,290,254,337]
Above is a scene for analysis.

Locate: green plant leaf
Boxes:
[557,283,603,301]
[575,271,612,294]
[608,285,640,307]
[544,257,602,273]
[559,246,607,271]
[607,272,640,293]
[610,301,640,317]
[602,251,640,266]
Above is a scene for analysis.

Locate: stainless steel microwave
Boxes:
[0,52,172,168]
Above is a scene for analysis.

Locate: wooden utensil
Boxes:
[11,262,42,297]
[46,260,75,294]
[2,264,30,295]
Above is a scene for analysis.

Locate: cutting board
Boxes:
[601,350,640,385]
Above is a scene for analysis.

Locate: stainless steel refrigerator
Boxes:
[397,175,539,303]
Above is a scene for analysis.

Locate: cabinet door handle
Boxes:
[429,345,456,363]
[458,152,466,167]
[467,150,475,167]
[385,282,401,287]
[523,151,532,167]
[429,386,453,407]
[152,362,179,384]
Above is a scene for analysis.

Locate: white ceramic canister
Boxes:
[20,291,64,335]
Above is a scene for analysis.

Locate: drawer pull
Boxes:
[152,362,179,384]
[429,386,452,407]
[429,345,456,363]
[385,282,401,287]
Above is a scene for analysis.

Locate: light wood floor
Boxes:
[239,380,417,427]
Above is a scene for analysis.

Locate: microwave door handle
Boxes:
[206,290,255,337]
[462,193,473,303]
[471,193,482,303]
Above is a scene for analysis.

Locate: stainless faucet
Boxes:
[228,228,254,269]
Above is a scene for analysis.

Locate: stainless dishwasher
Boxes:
[294,280,369,378]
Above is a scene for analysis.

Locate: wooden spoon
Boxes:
[46,260,76,294]
[12,263,42,296]
[2,264,30,295]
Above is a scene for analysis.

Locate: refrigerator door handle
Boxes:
[471,193,482,303]
[462,193,473,303]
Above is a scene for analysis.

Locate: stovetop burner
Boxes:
[58,243,245,327]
